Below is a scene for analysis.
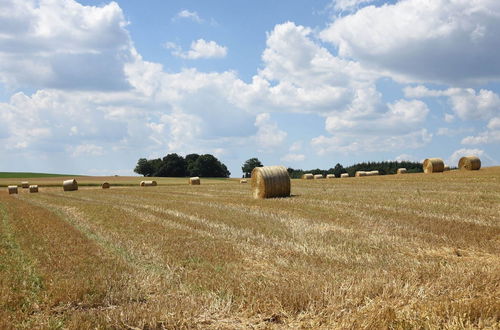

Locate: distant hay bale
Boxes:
[189,177,200,185]
[240,179,247,184]
[326,174,335,179]
[141,180,157,187]
[355,171,367,177]
[63,179,78,191]
[458,156,481,171]
[102,182,110,189]
[314,174,324,179]
[444,165,450,171]
[8,186,18,194]
[302,173,313,180]
[423,158,445,173]
[340,173,349,178]
[251,165,290,199]
[367,170,379,176]
[21,181,29,188]
[397,168,407,174]
[29,185,38,193]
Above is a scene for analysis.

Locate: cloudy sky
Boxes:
[1,0,499,176]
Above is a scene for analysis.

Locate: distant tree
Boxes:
[156,153,187,177]
[134,158,154,177]
[194,154,230,177]
[242,158,263,178]
[185,153,200,176]
[332,163,347,177]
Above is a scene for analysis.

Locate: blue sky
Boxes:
[0,0,499,176]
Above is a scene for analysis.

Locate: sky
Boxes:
[0,0,499,177]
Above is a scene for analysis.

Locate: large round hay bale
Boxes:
[21,181,29,188]
[141,180,157,187]
[340,173,349,178]
[102,182,110,189]
[458,156,481,171]
[240,179,247,184]
[423,158,444,173]
[29,185,38,193]
[314,174,324,180]
[251,165,290,199]
[355,171,367,177]
[8,186,18,194]
[397,168,407,174]
[189,177,200,185]
[63,179,78,191]
[302,173,313,180]
[326,174,335,179]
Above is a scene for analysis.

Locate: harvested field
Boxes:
[1,168,499,328]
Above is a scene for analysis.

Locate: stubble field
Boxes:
[1,168,499,329]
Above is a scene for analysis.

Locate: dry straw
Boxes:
[251,165,290,199]
[102,182,110,189]
[8,185,18,194]
[21,181,29,188]
[458,156,481,171]
[326,174,335,179]
[189,177,200,185]
[367,170,379,176]
[29,185,38,193]
[423,158,444,173]
[240,179,247,184]
[302,173,313,180]
[141,180,157,187]
[355,171,367,177]
[314,174,324,179]
[63,179,78,191]
[397,168,407,174]
[341,173,349,178]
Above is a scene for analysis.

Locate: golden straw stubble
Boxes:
[251,165,290,199]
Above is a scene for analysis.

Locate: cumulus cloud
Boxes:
[71,144,104,157]
[461,117,500,145]
[321,0,500,84]
[173,9,203,23]
[281,153,305,162]
[166,39,227,59]
[332,0,376,12]
[254,113,287,151]
[0,0,132,90]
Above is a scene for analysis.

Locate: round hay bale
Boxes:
[444,165,450,171]
[314,174,324,180]
[8,185,18,194]
[340,173,349,178]
[142,180,157,187]
[189,177,200,185]
[102,182,110,189]
[355,171,367,177]
[63,179,78,191]
[251,165,290,199]
[326,174,335,179]
[21,181,29,188]
[29,185,38,193]
[458,156,481,171]
[240,179,247,184]
[423,158,444,173]
[397,168,407,174]
[302,173,313,180]
[367,170,379,176]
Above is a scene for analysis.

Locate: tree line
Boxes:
[134,153,230,177]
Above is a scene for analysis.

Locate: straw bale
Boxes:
[314,174,324,179]
[367,170,379,176]
[251,165,290,199]
[458,156,481,171]
[397,168,407,174]
[8,185,18,194]
[142,180,157,187]
[423,158,444,173]
[140,181,145,186]
[189,177,200,185]
[21,181,29,188]
[355,171,367,177]
[102,182,110,189]
[63,179,78,191]
[326,174,335,179]
[240,179,247,184]
[29,185,38,193]
[444,165,450,171]
[302,173,313,180]
[341,173,349,178]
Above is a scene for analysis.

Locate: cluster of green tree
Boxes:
[287,161,423,178]
[241,158,263,177]
[134,153,230,177]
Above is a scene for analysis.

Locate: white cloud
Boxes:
[444,113,455,123]
[174,10,203,23]
[321,0,500,84]
[254,113,287,151]
[167,39,227,59]
[332,0,376,12]
[395,154,418,162]
[461,117,500,145]
[0,0,133,90]
[71,144,104,157]
[436,127,473,137]
[281,153,306,162]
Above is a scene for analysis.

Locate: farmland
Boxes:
[1,168,499,328]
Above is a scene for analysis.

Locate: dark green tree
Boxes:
[156,153,187,177]
[332,163,347,177]
[134,158,154,177]
[185,153,200,176]
[193,154,230,177]
[242,157,263,178]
